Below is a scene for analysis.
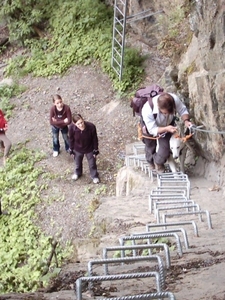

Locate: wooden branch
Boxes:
[32,25,45,38]
[42,240,58,276]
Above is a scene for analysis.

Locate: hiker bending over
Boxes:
[141,92,192,174]
[68,113,100,184]
[0,109,12,166]
[49,94,72,157]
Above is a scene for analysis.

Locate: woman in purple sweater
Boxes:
[69,113,100,184]
[49,94,72,157]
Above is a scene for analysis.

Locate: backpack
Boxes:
[130,84,164,117]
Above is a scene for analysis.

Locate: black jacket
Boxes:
[69,121,98,154]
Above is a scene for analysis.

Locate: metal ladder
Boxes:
[111,0,164,81]
[111,0,128,81]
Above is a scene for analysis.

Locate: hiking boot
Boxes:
[53,151,59,157]
[72,174,79,181]
[155,164,165,174]
[93,178,99,184]
[149,163,155,170]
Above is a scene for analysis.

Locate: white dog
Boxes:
[167,133,187,173]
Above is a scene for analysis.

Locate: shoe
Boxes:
[93,178,99,184]
[155,164,165,174]
[53,151,59,157]
[149,163,155,170]
[72,174,79,180]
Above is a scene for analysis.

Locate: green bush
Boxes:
[0,145,72,293]
[3,0,145,92]
[0,0,52,43]
[0,83,26,117]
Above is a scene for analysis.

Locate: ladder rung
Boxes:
[112,57,121,68]
[111,66,120,76]
[112,48,122,59]
[115,7,125,18]
[114,27,123,38]
[127,10,164,23]
[113,37,122,49]
[118,0,126,6]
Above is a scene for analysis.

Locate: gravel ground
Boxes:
[4,64,137,243]
[1,36,168,246]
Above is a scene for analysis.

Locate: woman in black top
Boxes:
[69,113,100,184]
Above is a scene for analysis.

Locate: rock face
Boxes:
[174,0,225,185]
[111,0,225,186]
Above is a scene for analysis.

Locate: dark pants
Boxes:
[52,126,69,152]
[74,150,98,179]
[143,132,172,165]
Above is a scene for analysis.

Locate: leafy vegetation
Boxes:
[2,0,145,92]
[0,82,26,117]
[0,0,52,43]
[157,4,192,61]
[0,145,72,293]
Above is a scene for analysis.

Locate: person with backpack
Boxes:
[68,113,100,184]
[49,94,72,157]
[141,92,192,173]
[0,109,12,166]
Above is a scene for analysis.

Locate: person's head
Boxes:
[157,93,175,115]
[72,113,85,131]
[52,94,63,110]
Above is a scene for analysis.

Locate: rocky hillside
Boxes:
[114,0,225,189]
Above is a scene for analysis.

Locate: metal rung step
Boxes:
[146,221,199,237]
[76,272,162,300]
[102,243,171,269]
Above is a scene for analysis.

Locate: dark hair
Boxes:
[72,113,83,123]
[52,94,62,103]
[158,93,175,114]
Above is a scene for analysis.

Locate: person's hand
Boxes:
[52,117,57,122]
[64,118,68,123]
[3,124,8,131]
[184,119,192,128]
[68,148,74,156]
[93,149,99,158]
[166,125,177,134]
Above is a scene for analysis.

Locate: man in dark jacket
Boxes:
[69,113,100,184]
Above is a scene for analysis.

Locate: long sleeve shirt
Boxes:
[141,93,189,136]
[69,121,98,154]
[0,110,7,131]
[49,104,72,128]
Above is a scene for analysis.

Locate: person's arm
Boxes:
[157,125,177,134]
[49,106,56,126]
[182,115,192,128]
[172,94,192,128]
[92,125,98,150]
[63,105,72,125]
[91,124,99,157]
[142,101,158,136]
[3,123,8,131]
[68,124,75,154]
[66,106,72,125]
